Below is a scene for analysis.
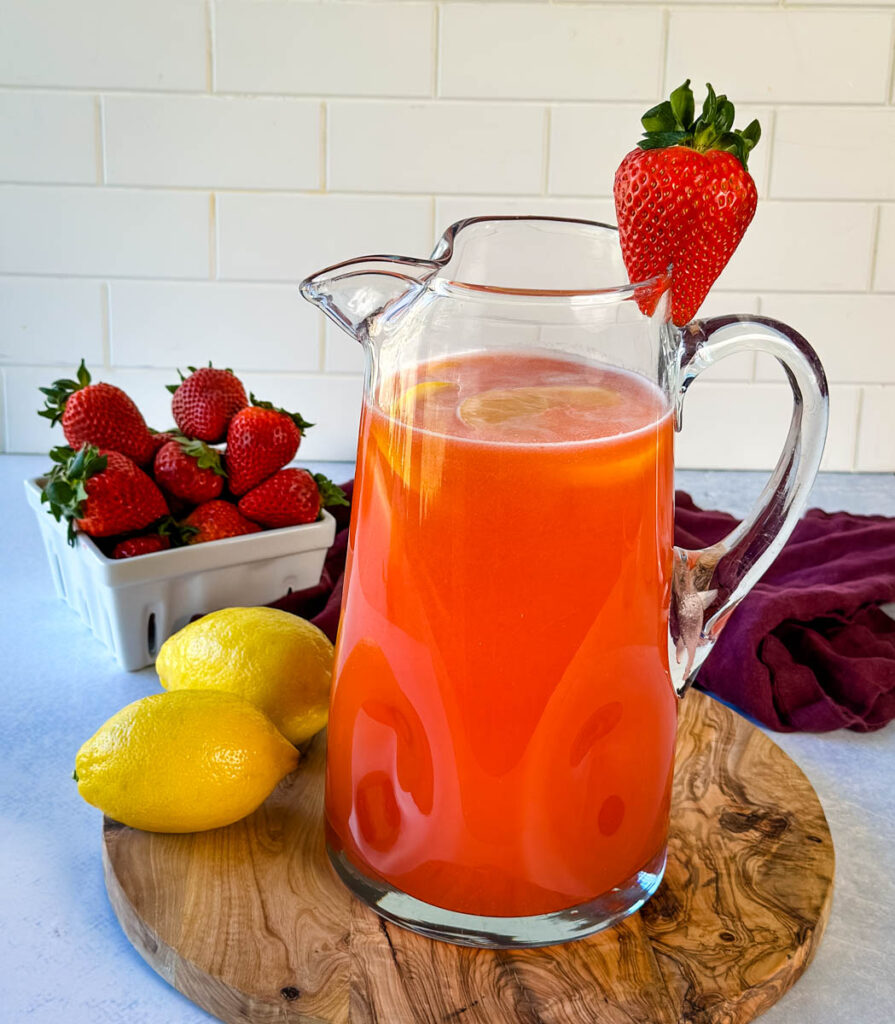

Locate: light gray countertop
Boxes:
[2,454,893,1023]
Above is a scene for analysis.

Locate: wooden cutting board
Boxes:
[102,690,834,1024]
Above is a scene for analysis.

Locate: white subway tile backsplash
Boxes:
[104,97,320,190]
[328,102,545,194]
[549,104,771,199]
[0,0,206,91]
[440,5,662,101]
[109,282,320,373]
[325,321,366,374]
[874,206,895,292]
[757,294,895,385]
[667,10,893,104]
[0,188,209,279]
[0,0,892,469]
[675,381,858,472]
[0,93,96,184]
[215,2,434,97]
[856,386,895,472]
[218,194,433,281]
[0,280,104,365]
[434,196,616,237]
[548,105,645,198]
[714,202,876,293]
[772,108,895,201]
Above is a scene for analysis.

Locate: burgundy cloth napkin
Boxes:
[272,481,895,733]
[675,492,895,733]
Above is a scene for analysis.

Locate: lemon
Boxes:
[458,385,620,427]
[74,690,298,833]
[389,380,457,423]
[156,607,333,745]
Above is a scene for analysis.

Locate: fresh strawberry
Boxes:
[182,500,263,545]
[168,365,248,443]
[112,534,171,559]
[238,469,348,528]
[225,395,313,496]
[42,445,169,543]
[39,361,157,465]
[614,81,760,326]
[148,429,179,456]
[153,436,226,503]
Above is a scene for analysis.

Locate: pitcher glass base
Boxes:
[327,845,667,949]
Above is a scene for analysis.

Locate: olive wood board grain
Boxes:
[102,689,834,1024]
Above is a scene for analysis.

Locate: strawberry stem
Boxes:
[41,443,108,544]
[176,436,228,477]
[37,359,91,425]
[249,392,314,435]
[313,473,350,508]
[638,80,761,170]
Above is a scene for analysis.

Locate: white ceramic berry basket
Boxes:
[24,477,337,672]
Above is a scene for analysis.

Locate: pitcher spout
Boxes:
[300,256,440,341]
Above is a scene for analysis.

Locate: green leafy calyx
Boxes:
[637,80,761,170]
[313,473,349,509]
[249,393,314,435]
[40,443,108,544]
[166,362,237,395]
[176,436,227,477]
[38,359,91,425]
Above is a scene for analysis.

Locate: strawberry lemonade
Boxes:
[325,351,677,919]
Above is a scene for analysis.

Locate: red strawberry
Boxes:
[42,445,169,543]
[614,81,760,326]
[168,365,248,443]
[153,437,226,504]
[39,361,157,466]
[182,500,263,545]
[112,534,171,559]
[225,395,313,496]
[238,469,348,528]
[148,429,179,456]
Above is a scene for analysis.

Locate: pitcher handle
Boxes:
[669,314,829,696]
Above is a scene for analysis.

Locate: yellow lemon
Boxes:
[156,606,333,745]
[74,690,298,833]
[389,380,457,423]
[458,385,620,427]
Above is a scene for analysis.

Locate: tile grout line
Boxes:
[433,4,441,99]
[320,103,328,192]
[542,107,551,195]
[2,182,892,204]
[867,204,882,292]
[761,108,777,200]
[209,193,218,280]
[751,295,762,381]
[93,96,104,184]
[659,7,670,98]
[206,0,216,94]
[101,282,111,368]
[886,13,895,106]
[852,387,865,471]
[95,96,107,185]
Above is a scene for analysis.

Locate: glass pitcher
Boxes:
[301,217,828,948]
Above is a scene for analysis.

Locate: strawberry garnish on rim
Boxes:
[614,80,761,326]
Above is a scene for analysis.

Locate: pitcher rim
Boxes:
[437,215,669,300]
[301,216,671,304]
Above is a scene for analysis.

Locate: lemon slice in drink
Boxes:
[458,385,621,428]
[389,380,457,422]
